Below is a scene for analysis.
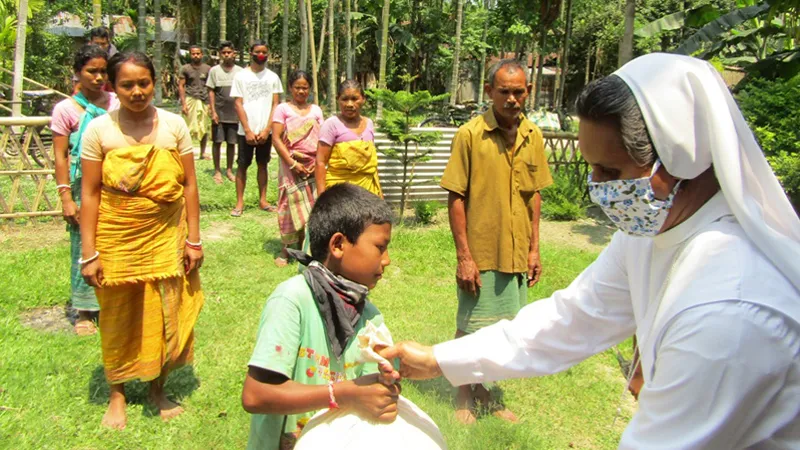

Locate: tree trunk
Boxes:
[281,0,290,92]
[376,0,389,118]
[345,0,353,79]
[593,45,602,80]
[175,0,182,69]
[317,7,328,74]
[201,0,208,51]
[154,0,163,104]
[11,0,28,117]
[353,0,359,79]
[618,0,635,67]
[220,0,227,41]
[299,0,309,70]
[138,0,146,51]
[93,0,102,27]
[584,44,591,86]
[532,24,546,109]
[263,0,272,45]
[556,0,572,109]
[306,0,319,104]
[327,0,336,114]
[477,0,489,102]
[449,0,464,105]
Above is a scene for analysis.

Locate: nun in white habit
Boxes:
[381,53,800,449]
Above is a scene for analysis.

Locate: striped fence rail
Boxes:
[375,127,586,205]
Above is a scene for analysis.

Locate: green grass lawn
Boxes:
[0,159,634,449]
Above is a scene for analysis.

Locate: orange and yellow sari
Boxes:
[95,145,203,384]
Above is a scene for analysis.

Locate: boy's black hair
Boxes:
[219,40,235,52]
[88,26,111,40]
[73,44,109,73]
[188,44,203,52]
[250,39,268,52]
[107,51,156,87]
[308,184,393,261]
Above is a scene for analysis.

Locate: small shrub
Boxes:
[413,200,441,225]
[767,151,800,212]
[541,172,587,221]
[737,78,800,158]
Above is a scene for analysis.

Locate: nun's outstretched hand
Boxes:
[379,342,443,380]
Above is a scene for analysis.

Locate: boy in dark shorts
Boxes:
[206,40,242,183]
[230,40,283,216]
[242,183,399,449]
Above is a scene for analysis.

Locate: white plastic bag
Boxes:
[294,322,448,450]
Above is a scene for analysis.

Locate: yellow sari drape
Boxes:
[95,145,203,384]
[326,140,383,197]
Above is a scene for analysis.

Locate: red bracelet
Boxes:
[327,381,339,409]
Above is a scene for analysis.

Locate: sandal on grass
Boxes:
[260,204,277,213]
[230,208,243,217]
[74,320,97,336]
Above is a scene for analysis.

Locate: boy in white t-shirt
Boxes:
[230,40,284,216]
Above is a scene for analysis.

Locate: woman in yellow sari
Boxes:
[79,51,204,430]
[315,80,382,197]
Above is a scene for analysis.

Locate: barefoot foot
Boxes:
[150,394,185,422]
[101,399,127,430]
[213,172,224,184]
[455,385,477,425]
[226,170,236,182]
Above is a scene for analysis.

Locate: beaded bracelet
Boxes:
[78,251,100,265]
[327,381,339,409]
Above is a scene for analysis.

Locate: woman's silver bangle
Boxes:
[78,251,100,265]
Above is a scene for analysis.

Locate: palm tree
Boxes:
[201,0,208,51]
[306,0,319,103]
[449,0,464,105]
[154,0,162,104]
[345,0,352,79]
[175,0,182,69]
[93,0,102,27]
[376,0,389,118]
[263,0,272,45]
[618,0,635,66]
[555,0,573,109]
[327,0,336,113]
[281,0,289,92]
[138,0,146,51]
[299,0,309,70]
[220,0,227,41]
[477,0,489,102]
[11,0,28,117]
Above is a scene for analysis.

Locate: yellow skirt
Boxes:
[97,270,203,384]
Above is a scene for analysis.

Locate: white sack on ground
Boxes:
[294,322,448,450]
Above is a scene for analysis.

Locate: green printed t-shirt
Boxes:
[247,275,383,450]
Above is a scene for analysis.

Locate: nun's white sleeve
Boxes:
[433,234,635,386]
[619,301,800,449]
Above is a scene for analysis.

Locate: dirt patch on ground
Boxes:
[0,220,68,253]
[204,220,239,241]
[19,305,74,334]
[540,209,616,253]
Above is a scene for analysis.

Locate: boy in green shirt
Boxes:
[242,184,399,450]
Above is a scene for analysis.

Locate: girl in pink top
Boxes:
[271,70,325,266]
[51,44,119,336]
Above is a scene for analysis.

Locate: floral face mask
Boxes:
[588,160,682,237]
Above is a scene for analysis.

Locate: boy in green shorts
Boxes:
[242,183,399,450]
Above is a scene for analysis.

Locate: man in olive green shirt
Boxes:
[440,59,553,424]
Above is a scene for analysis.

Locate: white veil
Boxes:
[614,53,800,292]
